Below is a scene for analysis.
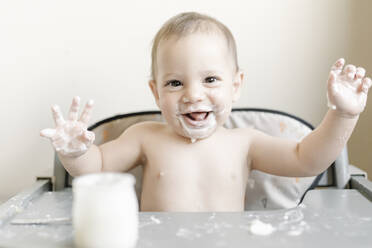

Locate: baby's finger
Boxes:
[331,58,345,74]
[79,100,94,125]
[327,71,337,95]
[355,67,366,79]
[360,77,372,94]
[68,96,80,121]
[343,64,356,80]
[40,128,56,138]
[51,105,65,127]
[82,130,95,144]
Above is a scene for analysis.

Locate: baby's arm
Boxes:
[250,59,371,177]
[40,97,143,177]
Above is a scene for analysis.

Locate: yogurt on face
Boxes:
[176,104,225,143]
[178,112,217,143]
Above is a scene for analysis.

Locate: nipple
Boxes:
[157,171,165,179]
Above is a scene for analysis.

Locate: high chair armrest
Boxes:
[349,164,368,178]
[350,175,372,201]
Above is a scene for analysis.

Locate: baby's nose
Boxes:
[182,84,205,103]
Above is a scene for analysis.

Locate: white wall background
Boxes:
[348,0,372,181]
[0,0,370,203]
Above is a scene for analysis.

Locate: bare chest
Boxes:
[140,140,249,211]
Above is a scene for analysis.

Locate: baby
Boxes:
[41,12,371,212]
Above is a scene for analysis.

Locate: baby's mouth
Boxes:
[185,111,210,121]
[182,111,212,127]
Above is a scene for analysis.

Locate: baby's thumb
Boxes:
[327,71,337,95]
[360,77,372,94]
[40,128,56,139]
[82,130,95,144]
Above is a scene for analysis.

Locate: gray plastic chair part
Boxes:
[54,155,66,191]
[334,146,350,188]
[316,167,334,187]
[315,146,349,188]
[349,164,368,178]
[350,175,372,201]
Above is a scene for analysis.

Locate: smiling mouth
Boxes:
[181,111,212,127]
[184,111,210,121]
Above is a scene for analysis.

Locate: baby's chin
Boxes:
[178,126,218,143]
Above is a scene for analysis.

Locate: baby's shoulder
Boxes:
[225,126,258,136]
[117,121,166,143]
[126,121,166,134]
[228,126,266,144]
[217,127,257,145]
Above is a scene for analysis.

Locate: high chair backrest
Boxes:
[53,108,345,210]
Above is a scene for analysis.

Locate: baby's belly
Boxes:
[140,166,247,211]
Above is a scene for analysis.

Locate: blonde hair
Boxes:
[150,12,239,80]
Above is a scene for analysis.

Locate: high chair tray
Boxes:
[0,179,371,248]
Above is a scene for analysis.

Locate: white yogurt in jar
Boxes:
[72,173,138,248]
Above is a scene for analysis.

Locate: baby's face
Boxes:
[150,32,242,142]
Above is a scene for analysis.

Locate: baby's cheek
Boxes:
[210,89,230,111]
[210,87,223,101]
[158,99,178,122]
[216,106,231,125]
[158,97,171,111]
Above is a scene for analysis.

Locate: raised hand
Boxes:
[40,96,95,157]
[327,58,372,117]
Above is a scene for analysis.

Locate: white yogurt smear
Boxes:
[249,219,275,236]
[176,104,225,143]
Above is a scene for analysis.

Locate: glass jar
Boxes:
[72,172,138,248]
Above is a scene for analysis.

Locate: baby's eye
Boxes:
[166,80,182,88]
[205,77,218,83]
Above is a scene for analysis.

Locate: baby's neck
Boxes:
[172,125,226,144]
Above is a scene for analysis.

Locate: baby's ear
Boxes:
[149,80,160,107]
[232,70,244,102]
